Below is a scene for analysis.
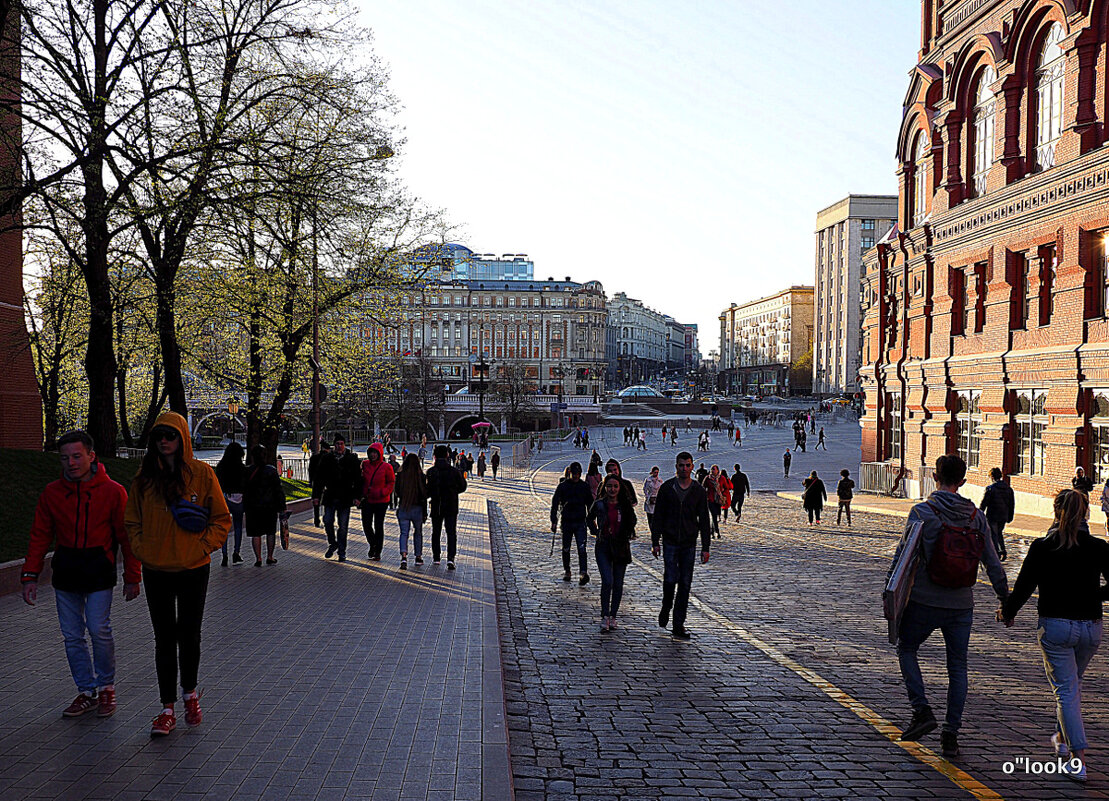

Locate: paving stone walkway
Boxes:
[0,494,509,801]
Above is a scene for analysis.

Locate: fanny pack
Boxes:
[170,498,210,533]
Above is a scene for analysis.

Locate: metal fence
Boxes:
[859,461,909,497]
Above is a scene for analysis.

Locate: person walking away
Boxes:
[799,430,807,452]
[783,449,792,477]
[307,440,330,528]
[125,412,231,736]
[817,427,826,450]
[215,441,247,565]
[979,467,1015,560]
[550,462,594,584]
[1001,489,1109,782]
[696,462,708,483]
[394,453,428,569]
[638,429,647,450]
[701,465,724,537]
[661,424,667,442]
[643,465,664,538]
[802,471,827,525]
[490,449,500,480]
[1072,466,1094,495]
[734,427,741,448]
[388,453,401,506]
[588,475,637,632]
[426,445,467,568]
[321,436,361,561]
[651,452,712,639]
[359,443,394,562]
[586,462,603,499]
[21,429,141,719]
[836,469,855,526]
[243,445,287,566]
[718,470,733,524]
[886,453,1008,759]
[671,427,677,446]
[730,464,751,521]
[477,451,486,480]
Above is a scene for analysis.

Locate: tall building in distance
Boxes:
[419,243,535,281]
[607,292,670,388]
[813,195,896,396]
[718,287,814,397]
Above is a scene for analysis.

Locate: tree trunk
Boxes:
[155,275,187,415]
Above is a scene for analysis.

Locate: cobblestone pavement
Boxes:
[0,494,509,801]
[486,421,1109,800]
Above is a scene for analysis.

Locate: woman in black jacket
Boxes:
[243,445,287,567]
[215,442,247,565]
[802,471,827,526]
[587,475,637,633]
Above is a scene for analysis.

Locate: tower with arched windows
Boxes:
[861,0,1109,514]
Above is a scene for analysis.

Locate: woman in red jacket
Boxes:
[360,443,395,561]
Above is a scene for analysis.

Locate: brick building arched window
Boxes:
[972,65,996,196]
[1035,22,1065,171]
[913,133,931,227]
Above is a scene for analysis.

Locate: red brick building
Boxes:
[0,5,41,450]
[861,0,1109,511]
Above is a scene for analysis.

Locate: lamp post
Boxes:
[227,396,240,443]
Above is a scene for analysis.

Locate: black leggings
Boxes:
[144,564,210,705]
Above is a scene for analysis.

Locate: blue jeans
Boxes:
[662,545,696,630]
[324,503,351,557]
[595,542,627,618]
[562,523,588,574]
[222,498,244,557]
[1038,617,1103,751]
[896,602,972,732]
[56,589,115,693]
[397,505,424,558]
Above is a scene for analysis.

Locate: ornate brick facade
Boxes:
[862,0,1109,509]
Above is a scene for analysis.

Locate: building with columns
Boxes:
[607,292,671,388]
[813,194,896,396]
[861,0,1109,511]
[718,286,814,397]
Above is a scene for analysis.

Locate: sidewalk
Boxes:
[0,496,510,801]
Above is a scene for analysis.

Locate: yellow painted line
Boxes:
[632,555,1006,801]
[521,456,1004,800]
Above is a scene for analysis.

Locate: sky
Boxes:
[356,0,921,353]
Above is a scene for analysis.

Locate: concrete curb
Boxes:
[483,498,515,801]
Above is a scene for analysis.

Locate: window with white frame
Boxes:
[889,393,902,461]
[973,65,997,195]
[1089,393,1109,485]
[1036,23,1065,171]
[956,390,981,468]
[1016,389,1047,475]
[913,133,930,227]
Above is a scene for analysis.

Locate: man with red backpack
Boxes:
[887,454,1009,760]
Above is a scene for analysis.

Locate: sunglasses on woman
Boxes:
[151,428,180,442]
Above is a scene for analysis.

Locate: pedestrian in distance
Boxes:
[588,474,637,633]
[215,441,247,565]
[661,424,668,442]
[490,449,500,480]
[979,467,1015,561]
[426,445,466,568]
[783,449,792,477]
[243,444,287,567]
[124,412,231,737]
[696,462,708,483]
[887,453,1008,760]
[670,427,677,447]
[651,452,712,640]
[729,464,750,521]
[307,440,330,527]
[394,453,428,569]
[836,469,854,526]
[359,443,394,562]
[550,462,594,585]
[642,466,663,538]
[733,427,741,447]
[799,430,807,452]
[586,462,603,499]
[21,429,141,720]
[817,426,826,450]
[702,465,724,537]
[582,428,589,449]
[718,469,733,524]
[638,429,647,450]
[1072,466,1095,495]
[1000,489,1109,782]
[802,471,827,526]
[477,451,486,480]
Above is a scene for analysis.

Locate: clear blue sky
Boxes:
[358,1,920,352]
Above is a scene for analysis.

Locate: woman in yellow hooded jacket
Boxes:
[124,412,230,737]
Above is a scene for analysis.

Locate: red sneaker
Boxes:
[150,710,176,736]
[62,693,98,717]
[183,692,202,726]
[97,687,116,717]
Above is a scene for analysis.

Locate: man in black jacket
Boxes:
[979,467,1015,560]
[651,452,712,639]
[426,445,467,569]
[730,464,751,521]
[320,436,361,561]
[550,462,594,585]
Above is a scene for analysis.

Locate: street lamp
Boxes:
[227,396,240,443]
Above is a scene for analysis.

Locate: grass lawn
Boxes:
[0,450,311,564]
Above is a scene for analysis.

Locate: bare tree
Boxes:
[496,362,540,431]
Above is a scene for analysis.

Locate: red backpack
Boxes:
[924,501,984,588]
